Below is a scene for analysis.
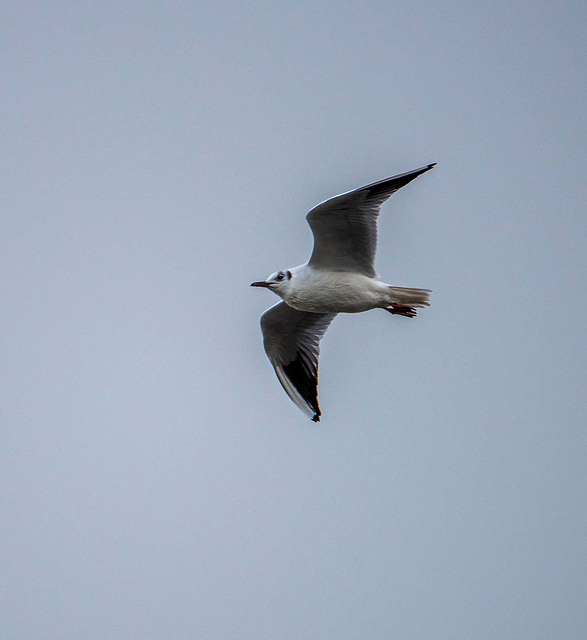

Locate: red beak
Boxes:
[250,281,272,288]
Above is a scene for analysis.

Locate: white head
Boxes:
[250,269,293,298]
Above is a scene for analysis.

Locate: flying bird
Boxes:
[251,164,435,422]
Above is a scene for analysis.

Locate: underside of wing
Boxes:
[260,302,336,421]
[306,163,435,277]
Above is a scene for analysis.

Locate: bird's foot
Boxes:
[385,305,417,318]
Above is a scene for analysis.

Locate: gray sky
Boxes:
[1,1,585,638]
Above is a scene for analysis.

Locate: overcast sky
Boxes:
[1,1,585,638]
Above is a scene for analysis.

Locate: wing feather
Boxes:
[260,302,336,421]
[306,163,435,276]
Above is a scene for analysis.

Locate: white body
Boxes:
[282,265,389,313]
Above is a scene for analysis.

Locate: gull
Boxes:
[251,163,435,422]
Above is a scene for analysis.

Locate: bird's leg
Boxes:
[385,304,417,318]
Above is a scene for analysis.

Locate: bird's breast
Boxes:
[284,271,386,314]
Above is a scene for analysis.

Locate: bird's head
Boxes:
[250,269,293,297]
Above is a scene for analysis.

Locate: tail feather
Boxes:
[387,286,431,308]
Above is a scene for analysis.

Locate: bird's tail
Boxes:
[387,286,431,308]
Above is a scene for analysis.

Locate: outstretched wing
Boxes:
[260,302,337,422]
[306,163,435,277]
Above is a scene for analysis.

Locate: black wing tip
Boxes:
[395,161,437,183]
[360,162,436,199]
[311,412,321,422]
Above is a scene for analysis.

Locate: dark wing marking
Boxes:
[260,301,337,421]
[306,163,436,277]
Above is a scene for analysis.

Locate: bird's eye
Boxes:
[276,272,285,281]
